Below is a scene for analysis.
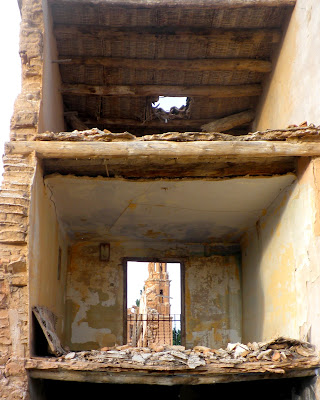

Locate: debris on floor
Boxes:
[37,337,318,373]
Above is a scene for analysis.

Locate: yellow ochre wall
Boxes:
[185,255,241,349]
[242,158,320,348]
[254,0,320,130]
[29,164,69,344]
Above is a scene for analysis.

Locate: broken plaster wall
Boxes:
[185,255,241,349]
[65,241,241,350]
[242,158,320,349]
[29,162,69,346]
[253,0,320,130]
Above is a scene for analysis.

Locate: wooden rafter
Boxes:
[61,83,262,97]
[54,25,282,45]
[6,141,320,159]
[202,110,255,132]
[54,57,272,73]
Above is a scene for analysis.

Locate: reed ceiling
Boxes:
[49,0,295,135]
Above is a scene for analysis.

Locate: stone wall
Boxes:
[0,151,36,399]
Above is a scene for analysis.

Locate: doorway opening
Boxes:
[126,261,183,347]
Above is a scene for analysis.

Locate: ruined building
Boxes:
[1,0,320,398]
[127,262,173,347]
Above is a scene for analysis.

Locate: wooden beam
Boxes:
[202,110,255,132]
[6,141,320,160]
[84,118,229,128]
[61,83,262,98]
[27,367,315,386]
[55,57,272,73]
[48,0,296,9]
[64,112,89,131]
[54,25,282,45]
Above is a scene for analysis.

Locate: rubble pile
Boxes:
[60,337,317,370]
[33,123,320,143]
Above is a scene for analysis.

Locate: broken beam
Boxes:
[61,84,262,98]
[49,0,296,9]
[55,57,272,73]
[54,26,281,45]
[6,141,320,159]
[202,110,255,132]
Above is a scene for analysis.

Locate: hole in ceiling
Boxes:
[153,96,188,112]
[151,97,191,123]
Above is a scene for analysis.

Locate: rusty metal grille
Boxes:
[127,314,181,347]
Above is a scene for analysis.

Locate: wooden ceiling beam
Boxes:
[55,57,272,73]
[48,0,296,9]
[202,110,255,132]
[54,25,282,44]
[61,83,262,97]
[6,140,320,160]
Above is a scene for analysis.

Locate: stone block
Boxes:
[0,231,27,245]
[0,293,7,309]
[5,360,26,377]
[7,259,27,275]
[0,197,30,208]
[0,204,28,216]
[11,275,27,288]
[11,111,38,129]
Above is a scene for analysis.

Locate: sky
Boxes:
[0,1,21,183]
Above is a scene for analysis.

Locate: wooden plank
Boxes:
[55,57,272,73]
[54,25,282,45]
[27,367,316,385]
[32,307,66,356]
[61,83,262,98]
[202,110,255,132]
[48,0,296,9]
[6,140,320,159]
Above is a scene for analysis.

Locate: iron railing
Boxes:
[127,313,181,346]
